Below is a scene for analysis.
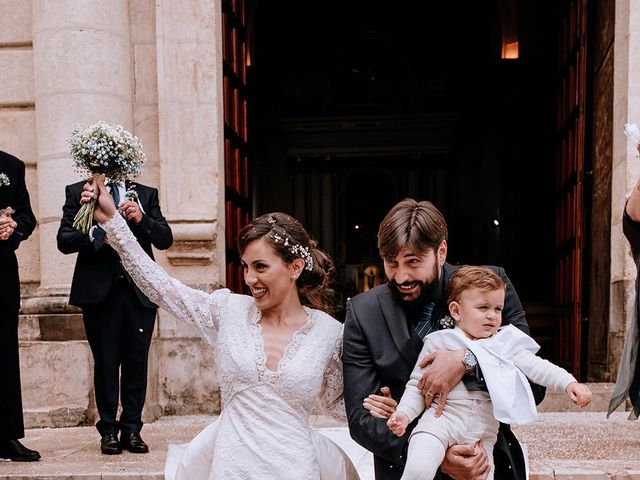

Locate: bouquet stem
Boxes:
[72,177,96,234]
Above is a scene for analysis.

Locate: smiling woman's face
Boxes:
[241,237,299,311]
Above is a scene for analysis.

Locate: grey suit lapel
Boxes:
[377,288,419,368]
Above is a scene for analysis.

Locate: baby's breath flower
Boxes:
[68,121,146,233]
[68,121,145,182]
[439,315,455,329]
[0,173,10,187]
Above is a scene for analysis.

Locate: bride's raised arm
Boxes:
[87,174,227,347]
[102,212,227,347]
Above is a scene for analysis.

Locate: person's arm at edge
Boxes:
[5,159,36,249]
[625,143,640,222]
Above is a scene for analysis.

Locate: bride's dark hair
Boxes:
[237,212,335,315]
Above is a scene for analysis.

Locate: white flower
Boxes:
[439,315,455,329]
[68,121,145,182]
[624,123,640,144]
[0,173,10,187]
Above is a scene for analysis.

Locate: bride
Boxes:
[82,175,394,479]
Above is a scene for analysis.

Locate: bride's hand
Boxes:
[81,174,117,224]
[363,386,397,419]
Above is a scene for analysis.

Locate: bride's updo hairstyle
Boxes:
[237,212,335,314]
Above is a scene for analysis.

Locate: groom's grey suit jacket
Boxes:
[343,262,545,480]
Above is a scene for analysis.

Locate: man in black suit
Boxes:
[57,177,172,455]
[343,198,544,480]
[0,150,39,462]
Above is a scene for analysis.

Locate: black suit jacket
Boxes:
[343,262,545,480]
[0,151,36,311]
[56,180,173,309]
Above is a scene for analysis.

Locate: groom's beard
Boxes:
[389,265,441,313]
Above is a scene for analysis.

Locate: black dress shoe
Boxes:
[0,439,41,462]
[100,433,122,455]
[120,432,149,453]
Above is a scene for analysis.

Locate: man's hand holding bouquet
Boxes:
[68,121,145,233]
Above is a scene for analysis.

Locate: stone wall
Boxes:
[0,0,225,426]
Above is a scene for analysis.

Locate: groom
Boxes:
[343,198,544,479]
[57,177,172,455]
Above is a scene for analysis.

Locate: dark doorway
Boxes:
[245,0,563,361]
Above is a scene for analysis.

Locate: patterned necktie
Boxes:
[415,301,437,340]
[108,182,120,207]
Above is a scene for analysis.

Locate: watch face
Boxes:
[464,351,477,367]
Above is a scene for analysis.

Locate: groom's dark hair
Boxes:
[377,198,448,260]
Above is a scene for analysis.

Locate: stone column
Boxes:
[155,0,225,303]
[610,0,640,374]
[153,0,225,414]
[29,0,134,311]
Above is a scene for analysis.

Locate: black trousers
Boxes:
[0,301,24,441]
[82,278,156,436]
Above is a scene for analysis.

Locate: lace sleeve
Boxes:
[101,213,226,346]
[319,334,347,421]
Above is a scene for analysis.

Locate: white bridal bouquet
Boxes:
[68,121,145,233]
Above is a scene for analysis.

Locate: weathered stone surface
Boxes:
[156,338,220,415]
[19,340,93,412]
[24,405,89,428]
[529,466,555,480]
[0,109,37,163]
[0,49,34,105]
[554,470,609,479]
[34,29,131,99]
[0,0,32,44]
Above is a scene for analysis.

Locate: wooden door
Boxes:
[222,0,250,293]
[554,0,587,377]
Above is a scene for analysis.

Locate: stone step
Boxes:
[0,413,637,480]
[19,313,86,341]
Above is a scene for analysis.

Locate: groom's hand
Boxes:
[362,386,397,419]
[441,442,490,480]
[417,349,465,416]
[119,199,143,224]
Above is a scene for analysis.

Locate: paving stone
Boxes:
[0,412,636,479]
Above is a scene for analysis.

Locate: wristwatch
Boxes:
[462,349,477,376]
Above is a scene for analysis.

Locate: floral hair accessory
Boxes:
[270,228,314,271]
[267,216,276,225]
[439,315,455,329]
[0,173,9,187]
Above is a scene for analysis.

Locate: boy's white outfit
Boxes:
[397,325,577,480]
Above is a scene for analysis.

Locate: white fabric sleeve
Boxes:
[319,334,347,421]
[512,349,577,392]
[101,212,228,347]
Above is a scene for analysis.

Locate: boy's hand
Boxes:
[567,382,592,407]
[386,411,409,437]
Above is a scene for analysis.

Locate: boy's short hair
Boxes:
[447,266,506,304]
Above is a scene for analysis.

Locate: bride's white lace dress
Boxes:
[102,213,359,480]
